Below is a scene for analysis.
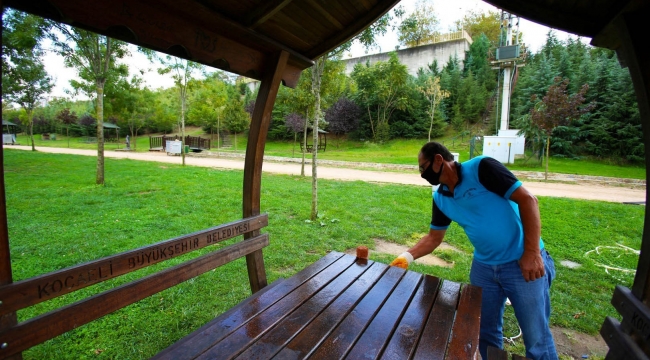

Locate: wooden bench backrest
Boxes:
[0,214,268,359]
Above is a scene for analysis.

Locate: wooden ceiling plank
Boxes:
[284,2,334,38]
[257,18,315,51]
[244,0,295,29]
[306,0,400,59]
[149,0,313,66]
[306,0,345,30]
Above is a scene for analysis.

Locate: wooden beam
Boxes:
[244,0,294,29]
[243,50,289,293]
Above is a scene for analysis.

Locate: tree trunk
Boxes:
[181,95,186,166]
[28,109,35,151]
[310,57,325,221]
[545,135,550,181]
[292,132,296,157]
[66,127,70,148]
[301,111,308,177]
[96,84,105,185]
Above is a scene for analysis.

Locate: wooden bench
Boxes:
[153,250,483,359]
[0,214,269,359]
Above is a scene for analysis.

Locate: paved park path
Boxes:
[6,145,646,204]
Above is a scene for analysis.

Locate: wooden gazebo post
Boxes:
[0,3,20,357]
[596,4,650,358]
[242,50,289,293]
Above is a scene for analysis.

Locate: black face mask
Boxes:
[421,159,443,186]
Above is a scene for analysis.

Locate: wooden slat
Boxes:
[308,264,403,359]
[273,261,387,359]
[446,283,482,358]
[233,259,378,359]
[612,285,650,341]
[243,50,289,293]
[0,214,268,314]
[600,316,650,360]
[194,254,358,359]
[381,274,441,359]
[412,280,462,360]
[0,234,269,359]
[153,251,345,360]
[152,277,285,359]
[345,270,423,359]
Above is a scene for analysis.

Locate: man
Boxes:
[391,142,557,360]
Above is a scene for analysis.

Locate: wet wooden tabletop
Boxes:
[153,252,481,360]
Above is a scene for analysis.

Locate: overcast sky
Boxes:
[42,0,590,100]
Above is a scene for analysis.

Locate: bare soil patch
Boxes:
[551,326,608,359]
[345,239,459,268]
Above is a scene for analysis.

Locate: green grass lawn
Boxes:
[3,149,643,359]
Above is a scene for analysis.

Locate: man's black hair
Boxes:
[420,142,454,161]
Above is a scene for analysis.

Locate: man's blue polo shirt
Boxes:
[430,156,544,265]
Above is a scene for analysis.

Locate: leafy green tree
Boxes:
[222,98,249,151]
[50,24,128,184]
[453,10,501,46]
[418,76,449,141]
[352,52,409,143]
[397,0,439,47]
[187,73,229,144]
[4,53,53,151]
[2,9,50,94]
[145,50,204,165]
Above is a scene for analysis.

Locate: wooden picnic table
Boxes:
[154,251,482,359]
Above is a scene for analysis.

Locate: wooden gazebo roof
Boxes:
[3,0,400,88]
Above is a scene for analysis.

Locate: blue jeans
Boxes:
[470,250,558,360]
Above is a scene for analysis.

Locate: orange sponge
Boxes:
[390,257,409,269]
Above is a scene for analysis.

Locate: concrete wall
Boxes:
[342,31,472,76]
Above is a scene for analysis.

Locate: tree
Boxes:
[188,73,229,146]
[2,9,50,94]
[50,25,128,185]
[2,10,53,151]
[56,108,78,148]
[352,52,409,143]
[285,112,305,156]
[222,99,249,151]
[530,77,594,179]
[453,10,501,46]
[149,55,203,165]
[325,97,360,147]
[4,53,53,151]
[397,0,439,48]
[417,76,449,141]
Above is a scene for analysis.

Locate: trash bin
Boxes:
[184,145,190,154]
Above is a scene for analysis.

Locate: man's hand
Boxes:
[519,250,545,282]
[390,252,414,269]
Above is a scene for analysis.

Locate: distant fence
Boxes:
[149,135,211,150]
